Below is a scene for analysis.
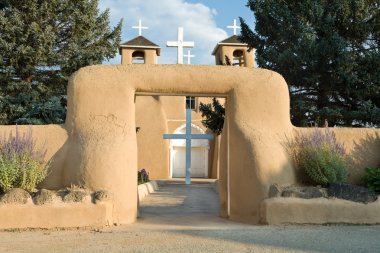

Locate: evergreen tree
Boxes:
[199,98,225,135]
[240,0,380,127]
[0,0,122,124]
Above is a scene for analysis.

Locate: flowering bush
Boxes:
[138,169,149,185]
[288,128,347,186]
[0,127,49,192]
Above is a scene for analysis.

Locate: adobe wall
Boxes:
[0,202,113,229]
[261,197,380,225]
[63,64,298,224]
[135,96,170,179]
[0,125,68,189]
[1,64,380,227]
[294,127,380,184]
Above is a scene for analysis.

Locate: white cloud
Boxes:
[99,0,227,65]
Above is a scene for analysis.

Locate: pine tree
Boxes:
[0,0,122,124]
[240,0,380,127]
[199,98,225,135]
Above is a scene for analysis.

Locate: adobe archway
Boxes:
[61,64,296,224]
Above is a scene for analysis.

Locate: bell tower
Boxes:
[212,35,255,67]
[119,20,160,65]
[119,36,161,64]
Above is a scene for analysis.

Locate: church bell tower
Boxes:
[119,20,161,65]
[212,35,255,67]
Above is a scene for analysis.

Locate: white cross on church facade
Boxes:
[227,19,240,35]
[132,19,148,36]
[163,108,214,184]
[184,50,195,65]
[166,27,194,64]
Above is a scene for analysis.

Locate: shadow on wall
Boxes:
[349,133,380,184]
[279,132,310,185]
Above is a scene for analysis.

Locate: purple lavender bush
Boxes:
[0,127,49,192]
[289,128,347,186]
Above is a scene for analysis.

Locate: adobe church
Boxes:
[119,20,255,180]
[2,15,379,229]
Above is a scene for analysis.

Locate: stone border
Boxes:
[138,181,159,202]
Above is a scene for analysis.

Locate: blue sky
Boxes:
[99,0,255,65]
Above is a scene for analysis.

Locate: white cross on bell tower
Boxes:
[132,19,148,36]
[166,27,194,64]
[227,19,240,35]
[184,50,195,65]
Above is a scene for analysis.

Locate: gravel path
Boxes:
[0,180,379,253]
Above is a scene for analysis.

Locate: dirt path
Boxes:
[0,180,379,253]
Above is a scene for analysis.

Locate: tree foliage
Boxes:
[199,98,225,135]
[0,0,122,124]
[240,0,380,127]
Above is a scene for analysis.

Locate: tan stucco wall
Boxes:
[261,197,380,225]
[0,202,113,229]
[294,128,380,184]
[0,125,68,189]
[121,48,158,64]
[135,96,170,179]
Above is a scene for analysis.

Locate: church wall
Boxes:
[135,96,169,179]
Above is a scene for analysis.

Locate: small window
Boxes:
[186,96,196,110]
[132,51,145,64]
[233,50,244,66]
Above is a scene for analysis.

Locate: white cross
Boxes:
[132,19,148,36]
[166,27,194,64]
[184,50,195,65]
[227,19,240,35]
[163,108,214,184]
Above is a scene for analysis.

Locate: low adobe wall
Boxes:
[137,181,159,202]
[261,197,380,225]
[0,202,113,229]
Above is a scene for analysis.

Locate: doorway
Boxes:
[170,123,210,178]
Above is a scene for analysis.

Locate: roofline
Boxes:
[211,42,249,55]
[119,45,161,49]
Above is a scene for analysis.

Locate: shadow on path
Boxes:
[137,179,232,228]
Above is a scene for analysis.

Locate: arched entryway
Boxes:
[169,123,210,178]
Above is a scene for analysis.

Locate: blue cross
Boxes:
[163,108,214,184]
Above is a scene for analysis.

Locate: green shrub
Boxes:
[362,167,380,192]
[288,128,347,186]
[0,127,49,192]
